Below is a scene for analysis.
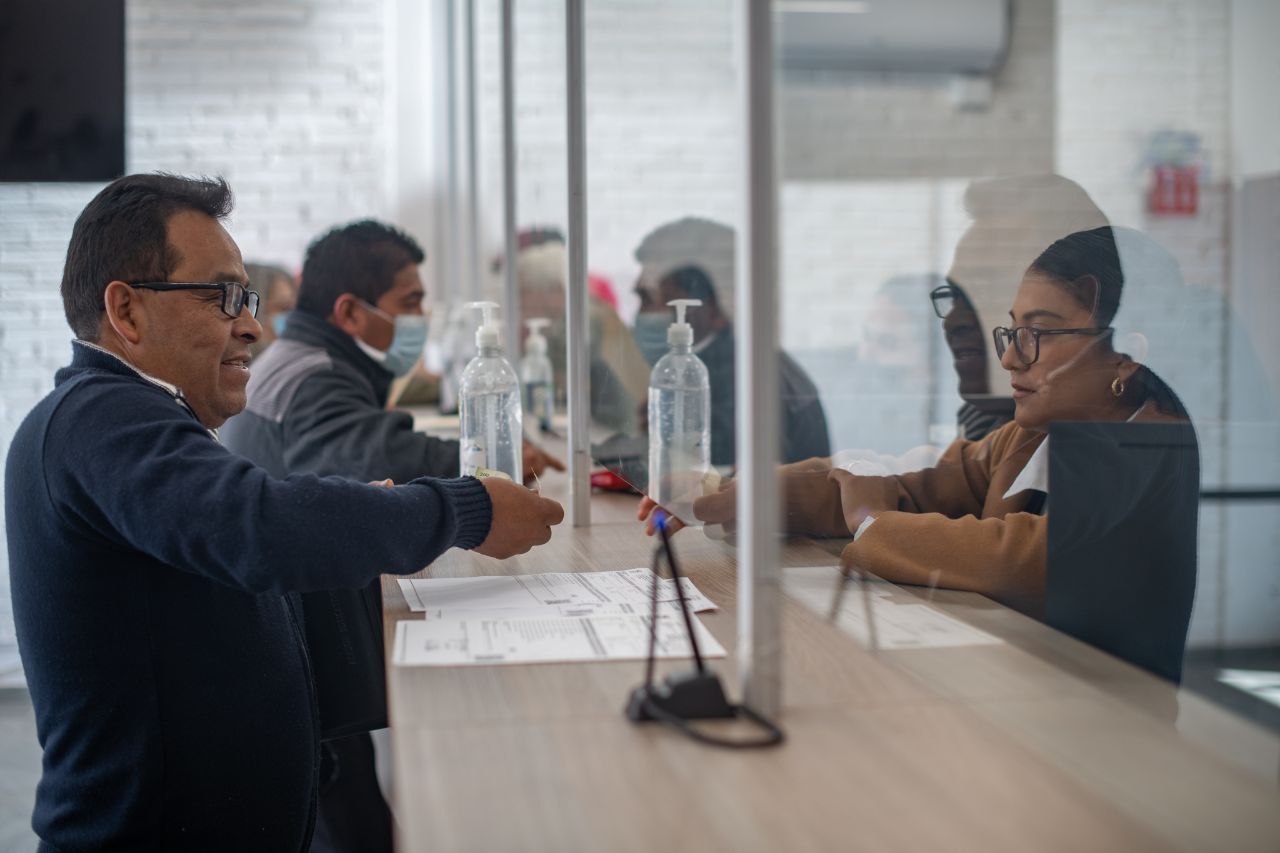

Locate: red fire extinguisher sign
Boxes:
[1149,165,1199,215]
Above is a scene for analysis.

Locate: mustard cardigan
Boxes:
[783,421,1045,614]
[781,403,1184,616]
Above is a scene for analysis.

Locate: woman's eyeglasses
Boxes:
[992,325,1110,366]
[128,282,260,319]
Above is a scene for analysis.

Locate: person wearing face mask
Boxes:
[514,236,652,433]
[222,219,558,853]
[223,221,452,479]
[631,218,831,467]
[632,280,672,367]
[220,220,435,853]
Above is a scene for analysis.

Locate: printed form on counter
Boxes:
[396,568,716,616]
[391,569,723,667]
[392,603,726,667]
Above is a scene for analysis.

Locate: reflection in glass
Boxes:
[632,218,831,470]
[765,214,1206,685]
[513,234,650,434]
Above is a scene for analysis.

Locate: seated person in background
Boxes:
[661,226,1191,619]
[655,265,831,466]
[222,220,561,853]
[514,235,652,433]
[633,217,831,466]
[244,261,297,358]
[6,173,563,852]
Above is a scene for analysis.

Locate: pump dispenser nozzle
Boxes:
[524,318,550,356]
[666,298,701,347]
[466,301,502,350]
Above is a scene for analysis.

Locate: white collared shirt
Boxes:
[1001,404,1147,501]
[1002,438,1050,500]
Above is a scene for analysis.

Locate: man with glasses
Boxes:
[930,176,1111,442]
[930,280,1016,441]
[5,173,563,852]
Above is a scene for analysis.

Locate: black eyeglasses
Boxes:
[992,325,1110,366]
[128,282,260,319]
[929,282,972,319]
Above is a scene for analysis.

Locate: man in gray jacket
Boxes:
[222,219,558,852]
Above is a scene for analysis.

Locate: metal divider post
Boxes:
[500,0,520,360]
[565,0,591,527]
[736,0,782,718]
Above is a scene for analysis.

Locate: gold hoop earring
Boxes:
[1111,377,1126,398]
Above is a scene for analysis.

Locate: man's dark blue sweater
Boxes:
[5,342,492,852]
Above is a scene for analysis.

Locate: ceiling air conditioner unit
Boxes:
[777,0,1011,74]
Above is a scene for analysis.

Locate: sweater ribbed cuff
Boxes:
[432,476,493,550]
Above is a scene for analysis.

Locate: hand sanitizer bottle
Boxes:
[647,299,711,524]
[459,301,523,481]
[520,318,555,433]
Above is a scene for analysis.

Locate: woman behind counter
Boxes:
[648,225,1192,618]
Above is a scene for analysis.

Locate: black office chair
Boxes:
[1046,421,1200,683]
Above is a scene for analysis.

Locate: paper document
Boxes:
[410,602,655,620]
[1218,668,1280,710]
[392,608,727,667]
[398,568,715,615]
[783,565,1003,650]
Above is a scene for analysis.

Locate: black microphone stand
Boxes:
[626,511,735,721]
[623,510,786,747]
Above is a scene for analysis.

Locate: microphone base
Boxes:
[626,670,736,722]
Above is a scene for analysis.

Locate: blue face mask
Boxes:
[633,312,670,366]
[357,301,429,377]
[271,311,291,338]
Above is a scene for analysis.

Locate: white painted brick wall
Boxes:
[0,0,395,655]
[1057,0,1231,227]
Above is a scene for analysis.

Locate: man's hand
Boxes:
[474,477,565,559]
[523,439,565,486]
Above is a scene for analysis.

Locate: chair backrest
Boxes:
[1047,421,1200,683]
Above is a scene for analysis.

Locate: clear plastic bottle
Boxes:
[459,301,523,481]
[647,299,711,524]
[520,318,555,433]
